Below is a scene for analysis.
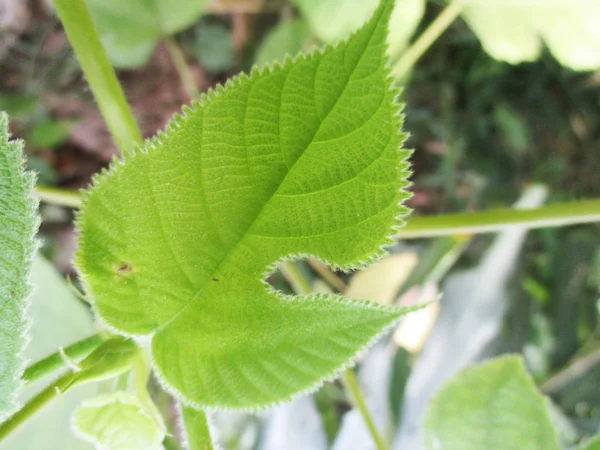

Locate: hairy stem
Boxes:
[341,369,387,450]
[23,334,103,384]
[164,37,200,101]
[0,372,74,442]
[392,2,464,80]
[53,0,143,153]
[398,199,600,239]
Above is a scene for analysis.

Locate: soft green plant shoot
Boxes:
[75,0,414,410]
[0,112,39,421]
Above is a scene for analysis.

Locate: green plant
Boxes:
[2,0,600,449]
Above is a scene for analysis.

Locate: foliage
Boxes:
[423,356,560,450]
[72,392,165,450]
[84,0,211,68]
[291,0,425,58]
[458,1,600,70]
[75,0,414,410]
[0,113,39,421]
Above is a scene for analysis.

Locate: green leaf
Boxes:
[192,23,235,74]
[423,356,560,450]
[72,392,166,450]
[85,0,211,68]
[292,0,425,58]
[254,19,310,67]
[458,1,600,71]
[76,0,412,410]
[63,337,139,390]
[181,405,214,450]
[581,435,600,450]
[0,112,39,421]
[1,256,97,450]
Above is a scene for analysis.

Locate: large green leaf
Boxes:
[458,1,600,71]
[0,112,39,421]
[84,0,210,68]
[72,392,166,450]
[76,0,413,410]
[292,0,425,58]
[423,356,560,450]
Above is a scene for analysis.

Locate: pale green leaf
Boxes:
[292,0,425,58]
[181,405,214,450]
[84,0,211,68]
[254,19,310,66]
[458,1,600,70]
[64,337,139,390]
[72,392,166,450]
[0,112,39,421]
[1,256,97,450]
[76,0,413,410]
[423,356,560,450]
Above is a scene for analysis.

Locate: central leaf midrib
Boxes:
[155,18,383,334]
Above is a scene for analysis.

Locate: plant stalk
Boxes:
[0,372,74,442]
[23,334,103,384]
[398,199,600,239]
[164,37,200,101]
[35,187,600,238]
[34,185,82,209]
[53,0,143,154]
[392,2,464,80]
[341,369,387,450]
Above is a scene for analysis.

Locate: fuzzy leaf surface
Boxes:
[458,1,600,71]
[0,112,39,421]
[72,392,165,450]
[423,356,560,450]
[85,0,210,68]
[76,0,412,410]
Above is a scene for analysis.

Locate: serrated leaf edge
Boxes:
[0,112,40,421]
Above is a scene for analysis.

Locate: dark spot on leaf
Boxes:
[116,262,133,275]
[212,278,219,282]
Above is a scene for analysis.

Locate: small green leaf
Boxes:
[458,1,600,71]
[72,392,166,450]
[423,356,560,450]
[292,0,425,58]
[581,435,600,450]
[85,0,211,68]
[76,0,413,410]
[181,405,214,450]
[63,337,138,390]
[192,23,235,74]
[0,112,39,421]
[255,19,310,66]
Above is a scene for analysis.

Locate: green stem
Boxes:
[392,2,464,80]
[0,372,74,442]
[34,185,82,209]
[341,369,387,450]
[164,37,200,101]
[23,334,103,384]
[280,261,312,294]
[398,199,600,239]
[35,187,600,238]
[53,0,143,153]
